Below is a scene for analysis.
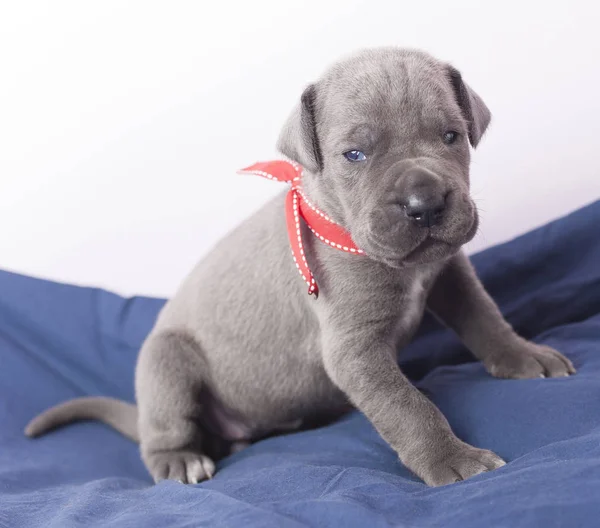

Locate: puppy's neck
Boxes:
[301,171,349,229]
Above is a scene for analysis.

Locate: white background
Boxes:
[1,1,599,298]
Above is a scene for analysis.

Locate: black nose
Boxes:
[404,194,446,228]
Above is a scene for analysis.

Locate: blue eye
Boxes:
[343,150,367,162]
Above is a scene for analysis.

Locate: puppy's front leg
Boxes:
[321,330,505,486]
[427,251,575,378]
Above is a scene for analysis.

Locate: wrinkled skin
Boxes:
[295,50,481,268]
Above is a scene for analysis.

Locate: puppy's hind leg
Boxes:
[136,331,215,484]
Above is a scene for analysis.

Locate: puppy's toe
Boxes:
[187,455,215,483]
[535,350,570,378]
[146,450,216,484]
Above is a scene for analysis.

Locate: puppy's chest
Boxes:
[391,272,433,344]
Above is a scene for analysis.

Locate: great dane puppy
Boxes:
[26,48,575,487]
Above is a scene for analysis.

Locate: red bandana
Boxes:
[238,160,364,298]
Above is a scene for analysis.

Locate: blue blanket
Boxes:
[2,200,599,527]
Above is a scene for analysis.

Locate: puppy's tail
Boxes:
[24,397,139,443]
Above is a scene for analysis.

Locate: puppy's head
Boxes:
[277,48,490,267]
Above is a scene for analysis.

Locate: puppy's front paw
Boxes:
[484,341,576,379]
[413,437,505,487]
[145,450,215,484]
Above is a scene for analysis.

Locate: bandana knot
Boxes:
[238,160,364,298]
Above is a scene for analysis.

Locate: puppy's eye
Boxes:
[343,150,367,162]
[443,131,459,145]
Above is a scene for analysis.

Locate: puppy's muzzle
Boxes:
[395,167,448,228]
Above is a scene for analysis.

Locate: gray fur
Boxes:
[26,397,138,442]
[25,47,575,486]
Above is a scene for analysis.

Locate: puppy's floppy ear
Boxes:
[277,84,323,173]
[447,66,491,148]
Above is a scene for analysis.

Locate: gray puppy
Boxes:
[26,48,575,487]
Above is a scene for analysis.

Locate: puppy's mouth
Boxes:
[359,202,479,268]
[402,235,459,265]
[364,232,453,268]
